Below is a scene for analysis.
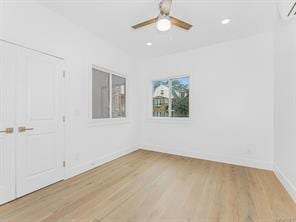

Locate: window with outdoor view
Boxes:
[152,76,189,118]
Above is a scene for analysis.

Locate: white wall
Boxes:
[274,16,296,202]
[0,2,3,39]
[0,1,277,181]
[2,0,296,205]
[1,2,139,178]
[138,33,274,170]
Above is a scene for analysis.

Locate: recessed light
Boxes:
[146,42,153,46]
[221,18,230,24]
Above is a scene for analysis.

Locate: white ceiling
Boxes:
[40,0,278,59]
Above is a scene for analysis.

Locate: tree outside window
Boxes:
[152,76,189,118]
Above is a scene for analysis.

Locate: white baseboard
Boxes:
[274,165,296,203]
[65,146,139,179]
[140,146,273,170]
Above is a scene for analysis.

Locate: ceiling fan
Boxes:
[131,0,192,32]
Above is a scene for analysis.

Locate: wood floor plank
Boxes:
[51,152,176,222]
[0,150,295,222]
[0,150,147,216]
[0,150,157,221]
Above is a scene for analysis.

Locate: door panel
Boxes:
[28,58,55,120]
[0,41,64,204]
[26,133,56,176]
[0,42,16,204]
[16,47,64,197]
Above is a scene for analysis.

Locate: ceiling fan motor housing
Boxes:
[159,0,172,15]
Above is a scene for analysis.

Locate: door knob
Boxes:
[0,128,14,134]
[18,126,34,133]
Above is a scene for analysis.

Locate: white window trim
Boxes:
[150,75,191,122]
[88,64,129,127]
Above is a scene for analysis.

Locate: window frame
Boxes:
[89,65,128,126]
[150,75,191,122]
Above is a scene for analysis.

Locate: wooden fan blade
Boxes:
[170,16,192,30]
[132,18,158,29]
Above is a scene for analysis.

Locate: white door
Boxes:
[0,42,16,204]
[15,46,65,197]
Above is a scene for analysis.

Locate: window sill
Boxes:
[88,118,130,127]
[148,117,192,124]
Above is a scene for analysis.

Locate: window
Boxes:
[112,74,126,118]
[92,69,110,119]
[152,80,169,117]
[152,76,189,118]
[92,67,126,120]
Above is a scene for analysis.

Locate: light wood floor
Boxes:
[0,150,295,222]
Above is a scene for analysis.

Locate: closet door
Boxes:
[0,42,16,204]
[15,47,64,197]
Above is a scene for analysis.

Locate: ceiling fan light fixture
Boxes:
[221,18,230,25]
[157,15,171,32]
[131,0,192,31]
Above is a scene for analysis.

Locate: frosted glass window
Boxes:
[92,68,110,119]
[91,67,127,120]
[112,74,126,118]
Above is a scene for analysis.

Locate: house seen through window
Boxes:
[152,76,189,118]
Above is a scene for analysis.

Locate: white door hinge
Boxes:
[63,161,66,167]
[62,115,66,123]
[63,71,66,78]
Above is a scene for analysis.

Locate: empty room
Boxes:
[0,0,296,221]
